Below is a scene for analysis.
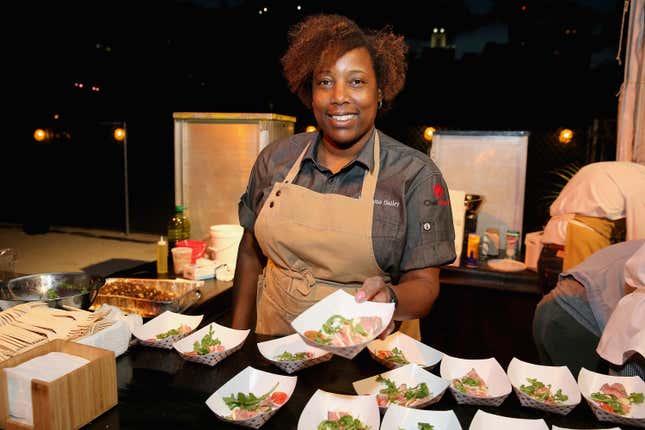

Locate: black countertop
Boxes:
[77,261,643,430]
[81,306,641,430]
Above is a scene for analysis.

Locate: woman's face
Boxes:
[312,47,380,150]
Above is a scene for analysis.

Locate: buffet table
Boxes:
[77,262,642,429]
[81,316,641,429]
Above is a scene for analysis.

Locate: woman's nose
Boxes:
[331,83,349,104]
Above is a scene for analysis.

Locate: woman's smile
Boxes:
[312,47,380,150]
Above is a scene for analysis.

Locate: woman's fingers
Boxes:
[356,276,389,302]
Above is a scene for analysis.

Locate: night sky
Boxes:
[7,0,628,234]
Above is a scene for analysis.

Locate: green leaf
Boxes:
[223,382,279,411]
[629,392,644,404]
[322,315,350,335]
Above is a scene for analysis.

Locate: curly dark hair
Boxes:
[281,14,408,112]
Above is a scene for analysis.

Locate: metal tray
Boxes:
[90,278,203,318]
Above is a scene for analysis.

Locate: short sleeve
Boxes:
[400,173,456,271]
[238,154,271,232]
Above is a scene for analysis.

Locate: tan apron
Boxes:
[254,131,420,338]
[563,214,626,271]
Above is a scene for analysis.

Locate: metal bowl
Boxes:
[0,272,105,311]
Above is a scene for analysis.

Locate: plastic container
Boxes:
[524,231,544,271]
[156,236,168,275]
[175,239,207,263]
[209,224,244,270]
[505,230,521,260]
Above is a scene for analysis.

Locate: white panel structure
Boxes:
[429,131,529,245]
[174,113,296,242]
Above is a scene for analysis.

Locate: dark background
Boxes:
[6,0,626,239]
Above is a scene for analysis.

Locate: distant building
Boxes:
[431,27,447,48]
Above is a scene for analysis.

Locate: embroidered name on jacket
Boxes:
[373,199,401,208]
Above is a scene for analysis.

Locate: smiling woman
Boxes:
[231,14,456,341]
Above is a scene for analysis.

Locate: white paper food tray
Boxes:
[439,354,511,406]
[352,363,449,410]
[173,322,250,366]
[297,389,380,430]
[367,331,443,369]
[506,356,581,415]
[381,404,462,430]
[257,333,333,374]
[205,366,296,429]
[578,367,645,428]
[132,311,203,349]
[291,289,394,359]
[468,409,548,429]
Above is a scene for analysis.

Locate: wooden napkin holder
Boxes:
[0,339,118,430]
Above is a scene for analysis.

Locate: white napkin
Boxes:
[5,352,89,425]
[76,319,131,358]
[74,304,142,358]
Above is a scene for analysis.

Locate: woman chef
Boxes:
[231,14,456,339]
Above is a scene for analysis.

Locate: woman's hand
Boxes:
[355,276,396,340]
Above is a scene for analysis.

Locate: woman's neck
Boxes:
[318,129,374,174]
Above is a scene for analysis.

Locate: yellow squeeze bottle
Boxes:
[157,236,168,275]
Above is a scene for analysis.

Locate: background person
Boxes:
[537,161,645,293]
[596,242,645,379]
[533,239,645,377]
[231,14,455,339]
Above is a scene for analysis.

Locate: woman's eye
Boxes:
[318,79,332,87]
[350,79,365,86]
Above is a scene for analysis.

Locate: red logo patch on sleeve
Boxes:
[433,183,444,198]
[434,183,449,206]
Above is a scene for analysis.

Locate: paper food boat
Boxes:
[506,357,581,415]
[352,363,449,410]
[291,289,394,359]
[132,311,203,349]
[578,367,645,428]
[205,366,296,429]
[257,333,333,374]
[173,322,250,366]
[440,354,511,407]
[468,409,548,430]
[381,404,462,430]
[297,389,380,430]
[552,426,621,430]
[367,331,443,370]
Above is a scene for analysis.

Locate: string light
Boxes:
[559,128,573,144]
[423,126,436,142]
[114,127,126,142]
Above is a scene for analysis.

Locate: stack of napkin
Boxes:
[6,352,89,425]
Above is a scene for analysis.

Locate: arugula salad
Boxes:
[317,411,370,430]
[452,368,489,397]
[375,347,409,366]
[185,325,225,355]
[149,323,192,341]
[519,377,568,405]
[274,351,315,361]
[591,382,643,416]
[398,424,434,430]
[223,382,288,421]
[304,314,382,347]
[375,374,432,408]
